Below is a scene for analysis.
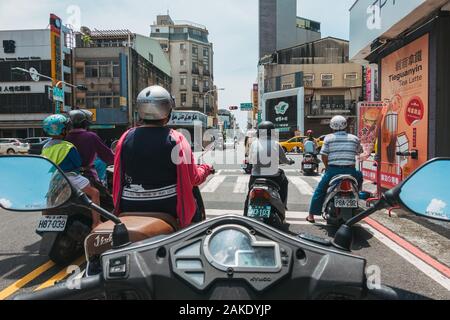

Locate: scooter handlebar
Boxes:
[14,275,104,300]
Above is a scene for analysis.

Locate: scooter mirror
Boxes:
[111,140,119,153]
[0,155,72,211]
[396,158,450,222]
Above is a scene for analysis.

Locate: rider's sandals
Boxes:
[306,216,316,224]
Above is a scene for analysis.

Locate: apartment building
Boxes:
[150,15,216,118]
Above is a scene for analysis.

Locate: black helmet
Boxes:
[69,109,93,129]
[257,121,275,138]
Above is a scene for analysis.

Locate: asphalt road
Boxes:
[0,142,448,299]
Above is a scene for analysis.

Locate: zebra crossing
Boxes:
[201,170,322,196]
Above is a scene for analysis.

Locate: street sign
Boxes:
[240,103,253,111]
[53,87,64,102]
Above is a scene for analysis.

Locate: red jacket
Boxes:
[113,128,212,228]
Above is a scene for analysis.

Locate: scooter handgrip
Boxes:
[13,275,104,300]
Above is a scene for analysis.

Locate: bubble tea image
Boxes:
[382,94,402,173]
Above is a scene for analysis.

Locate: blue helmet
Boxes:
[43,114,71,136]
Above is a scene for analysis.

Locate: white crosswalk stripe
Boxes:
[201,176,227,193]
[233,175,250,193]
[288,176,314,195]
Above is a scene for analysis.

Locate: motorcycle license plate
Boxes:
[248,205,271,218]
[36,215,68,232]
[304,164,312,169]
[334,198,358,208]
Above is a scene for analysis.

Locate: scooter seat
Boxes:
[84,214,177,258]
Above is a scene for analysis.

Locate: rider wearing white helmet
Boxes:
[306,116,363,223]
[112,86,214,228]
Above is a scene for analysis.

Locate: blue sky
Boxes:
[0,0,356,129]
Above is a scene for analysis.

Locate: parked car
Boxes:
[0,138,30,154]
[280,136,307,153]
[24,137,49,144]
[27,138,51,155]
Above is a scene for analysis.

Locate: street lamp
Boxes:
[11,67,87,91]
[11,67,87,114]
[203,87,225,115]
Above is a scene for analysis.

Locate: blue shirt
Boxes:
[320,131,363,166]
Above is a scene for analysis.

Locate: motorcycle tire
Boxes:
[48,232,84,266]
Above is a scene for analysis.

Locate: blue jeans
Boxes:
[309,166,363,216]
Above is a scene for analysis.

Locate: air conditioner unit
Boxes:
[344,73,358,80]
[321,74,334,80]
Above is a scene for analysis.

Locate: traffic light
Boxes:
[229,106,238,111]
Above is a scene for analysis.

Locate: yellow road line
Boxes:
[0,260,55,300]
[34,256,85,292]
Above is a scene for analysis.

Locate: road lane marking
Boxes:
[233,176,250,193]
[201,176,227,193]
[363,221,450,291]
[0,260,55,300]
[288,177,314,195]
[34,256,85,292]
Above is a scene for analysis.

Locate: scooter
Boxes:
[38,171,115,266]
[244,160,294,231]
[322,175,360,226]
[301,153,319,175]
[4,156,448,300]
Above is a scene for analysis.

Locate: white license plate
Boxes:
[36,215,68,232]
[334,198,358,208]
[248,205,271,218]
[304,164,312,169]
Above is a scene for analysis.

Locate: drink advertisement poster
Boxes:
[380,34,429,189]
[358,102,385,161]
[266,95,298,139]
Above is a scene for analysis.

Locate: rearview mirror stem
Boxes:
[72,190,122,225]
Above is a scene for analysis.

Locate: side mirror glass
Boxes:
[111,140,119,154]
[0,156,72,211]
[399,158,450,221]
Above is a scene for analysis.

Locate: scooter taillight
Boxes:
[250,188,271,201]
[339,180,353,192]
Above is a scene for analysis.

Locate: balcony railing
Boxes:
[306,100,357,117]
[192,68,199,75]
[203,69,210,76]
[192,85,200,92]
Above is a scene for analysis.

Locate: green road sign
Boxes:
[240,103,253,111]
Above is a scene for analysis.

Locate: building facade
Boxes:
[0,15,74,138]
[150,15,216,119]
[350,0,450,188]
[261,37,363,136]
[259,0,321,59]
[72,29,171,140]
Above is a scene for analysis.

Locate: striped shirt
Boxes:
[320,131,363,166]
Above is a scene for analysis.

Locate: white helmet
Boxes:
[137,86,174,121]
[330,115,347,131]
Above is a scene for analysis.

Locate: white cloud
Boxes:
[0,198,12,209]
[426,198,447,218]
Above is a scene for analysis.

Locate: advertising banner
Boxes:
[380,34,429,189]
[266,95,298,137]
[358,101,385,161]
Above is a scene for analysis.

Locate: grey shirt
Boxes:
[249,138,290,176]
